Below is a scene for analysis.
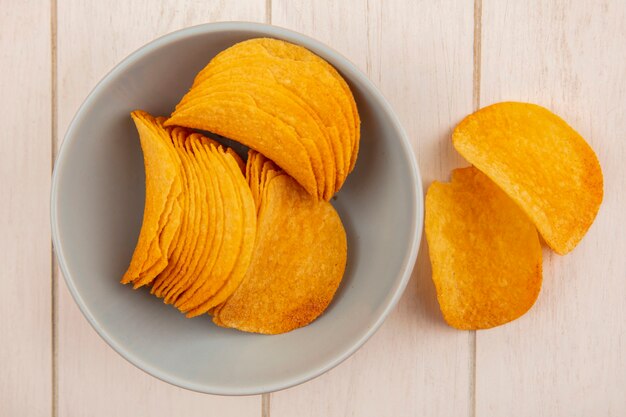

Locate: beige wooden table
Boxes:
[2,1,625,416]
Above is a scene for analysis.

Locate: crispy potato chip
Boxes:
[178,78,336,200]
[132,118,185,289]
[121,111,182,286]
[168,91,319,197]
[204,42,360,174]
[183,66,348,191]
[453,102,603,254]
[227,148,245,173]
[127,157,176,277]
[151,128,194,298]
[154,131,219,303]
[184,146,256,316]
[175,140,256,317]
[425,166,542,330]
[213,152,347,334]
[166,37,360,200]
[134,198,182,288]
[131,126,255,317]
[173,137,229,308]
[166,134,218,304]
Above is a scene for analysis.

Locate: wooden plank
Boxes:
[270,1,475,416]
[476,1,626,416]
[0,1,52,416]
[55,1,265,415]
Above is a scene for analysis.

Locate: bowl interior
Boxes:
[52,23,421,395]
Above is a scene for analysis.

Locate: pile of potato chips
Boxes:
[425,102,603,330]
[121,38,354,334]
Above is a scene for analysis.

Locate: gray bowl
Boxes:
[51,22,423,395]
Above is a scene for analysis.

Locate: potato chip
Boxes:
[184,66,349,192]
[166,37,360,201]
[453,102,603,254]
[213,152,347,334]
[168,91,319,197]
[121,111,183,286]
[165,134,219,304]
[129,156,177,276]
[133,198,182,288]
[204,44,360,174]
[425,166,542,330]
[175,140,256,317]
[132,118,185,289]
[126,124,256,317]
[177,78,336,200]
[151,128,194,298]
[184,146,256,316]
[153,131,217,303]
[227,148,245,174]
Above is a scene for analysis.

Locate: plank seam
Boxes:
[50,0,59,415]
[471,1,482,416]
[473,0,482,112]
[265,0,271,25]
[470,331,476,417]
[262,392,270,417]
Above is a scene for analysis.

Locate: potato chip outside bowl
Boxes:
[51,22,423,395]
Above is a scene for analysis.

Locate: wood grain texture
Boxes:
[476,1,626,416]
[2,0,623,415]
[55,1,265,416]
[0,1,52,416]
[270,1,475,416]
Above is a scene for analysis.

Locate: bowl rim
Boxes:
[51,21,424,396]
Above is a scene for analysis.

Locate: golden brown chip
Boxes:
[120,111,182,286]
[425,166,542,330]
[184,145,257,316]
[132,118,184,289]
[227,148,245,174]
[151,128,194,298]
[202,40,360,173]
[183,67,348,191]
[178,79,335,200]
[133,198,182,288]
[166,37,360,200]
[132,185,177,281]
[175,140,256,317]
[156,131,219,304]
[453,102,603,254]
[213,152,347,334]
[166,134,219,304]
[168,91,319,198]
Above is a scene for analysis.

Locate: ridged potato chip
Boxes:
[425,167,542,330]
[123,111,256,317]
[453,102,603,254]
[151,129,203,300]
[151,128,193,298]
[191,39,358,176]
[175,140,256,317]
[121,111,183,287]
[185,146,257,316]
[166,38,360,201]
[178,78,337,200]
[169,91,318,197]
[170,135,224,311]
[213,152,347,334]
